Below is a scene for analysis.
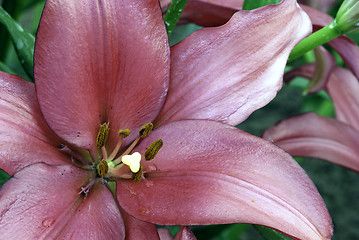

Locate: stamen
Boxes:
[108,129,131,161]
[121,152,141,173]
[101,146,108,160]
[119,129,131,138]
[96,123,109,148]
[132,165,143,183]
[112,136,140,165]
[139,122,153,138]
[97,159,109,178]
[145,138,163,160]
[80,175,98,196]
[59,145,90,165]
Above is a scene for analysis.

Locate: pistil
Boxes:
[94,122,160,183]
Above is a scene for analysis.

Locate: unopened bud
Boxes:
[336,0,359,34]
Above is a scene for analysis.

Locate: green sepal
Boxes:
[163,0,188,37]
[0,169,11,189]
[107,181,116,195]
[0,6,35,81]
[242,0,282,10]
[253,225,292,240]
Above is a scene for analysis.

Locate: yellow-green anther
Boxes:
[119,129,131,138]
[139,122,153,138]
[132,165,143,183]
[96,123,109,148]
[97,159,109,178]
[145,138,163,160]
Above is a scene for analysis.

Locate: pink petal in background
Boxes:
[263,112,359,172]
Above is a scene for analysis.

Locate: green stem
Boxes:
[288,20,342,61]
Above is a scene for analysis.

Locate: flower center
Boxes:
[94,122,162,183]
[62,122,163,196]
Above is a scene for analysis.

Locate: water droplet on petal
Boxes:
[147,164,157,172]
[145,180,154,188]
[139,207,151,215]
[42,218,55,228]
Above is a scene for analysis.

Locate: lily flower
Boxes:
[0,0,332,239]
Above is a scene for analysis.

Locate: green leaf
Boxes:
[0,5,35,81]
[191,224,249,240]
[0,169,10,189]
[242,0,282,10]
[163,0,188,37]
[0,61,16,74]
[253,225,292,240]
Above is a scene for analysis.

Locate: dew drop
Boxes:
[145,180,154,188]
[139,207,151,215]
[42,218,55,228]
[147,164,157,172]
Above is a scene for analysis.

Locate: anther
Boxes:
[145,138,163,160]
[139,122,153,138]
[97,159,109,178]
[119,129,131,138]
[121,152,141,173]
[96,123,109,148]
[132,165,143,183]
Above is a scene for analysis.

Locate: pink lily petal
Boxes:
[300,4,333,25]
[179,0,241,27]
[174,227,197,240]
[305,46,335,93]
[263,112,359,172]
[327,67,359,131]
[120,208,160,240]
[284,46,335,93]
[284,63,315,83]
[118,120,332,240]
[0,163,125,239]
[34,0,170,152]
[158,228,172,240]
[155,0,311,127]
[0,72,68,176]
[299,0,336,13]
[327,35,359,80]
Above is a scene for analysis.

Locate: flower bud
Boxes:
[336,0,359,34]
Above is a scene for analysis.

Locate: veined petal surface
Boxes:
[155,0,311,127]
[118,120,333,240]
[0,72,67,176]
[179,0,242,26]
[34,0,170,152]
[327,67,359,131]
[263,112,359,172]
[0,163,125,239]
